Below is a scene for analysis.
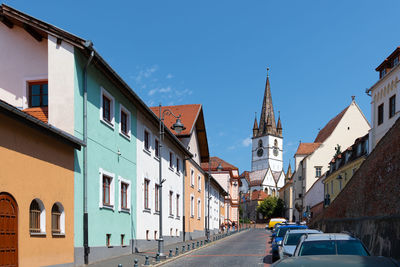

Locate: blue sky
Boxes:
[7,0,400,173]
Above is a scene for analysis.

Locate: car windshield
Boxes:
[277,227,304,237]
[284,233,305,245]
[337,240,369,256]
[299,241,336,255]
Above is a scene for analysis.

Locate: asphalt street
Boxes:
[163,228,272,267]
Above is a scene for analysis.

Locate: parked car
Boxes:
[271,224,308,262]
[278,229,322,259]
[271,255,400,267]
[268,218,287,230]
[293,233,369,256]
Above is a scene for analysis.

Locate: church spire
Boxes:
[259,68,277,136]
[277,112,282,137]
[252,113,259,138]
[285,163,292,182]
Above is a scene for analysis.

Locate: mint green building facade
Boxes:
[73,50,137,265]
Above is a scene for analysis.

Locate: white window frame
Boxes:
[52,202,65,235]
[190,194,194,218]
[169,151,174,170]
[118,176,131,213]
[190,169,195,187]
[198,175,201,192]
[99,168,115,210]
[100,87,115,128]
[315,166,322,178]
[143,127,151,153]
[119,104,131,139]
[197,198,201,219]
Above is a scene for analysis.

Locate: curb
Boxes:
[149,229,251,267]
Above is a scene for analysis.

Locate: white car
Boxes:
[292,233,370,257]
[278,229,322,259]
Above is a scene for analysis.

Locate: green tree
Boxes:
[256,197,285,219]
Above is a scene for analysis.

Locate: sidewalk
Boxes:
[88,228,249,267]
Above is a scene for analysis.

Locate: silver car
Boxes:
[278,229,322,259]
[293,233,370,256]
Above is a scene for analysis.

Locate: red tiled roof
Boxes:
[314,106,349,143]
[201,156,238,172]
[240,171,250,183]
[149,104,201,136]
[295,143,322,155]
[251,190,269,201]
[23,107,48,123]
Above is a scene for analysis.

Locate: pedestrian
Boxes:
[232,221,236,231]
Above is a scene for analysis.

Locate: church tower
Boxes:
[251,70,283,172]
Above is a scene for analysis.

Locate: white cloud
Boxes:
[166,74,173,79]
[159,87,171,93]
[242,136,252,147]
[134,65,158,83]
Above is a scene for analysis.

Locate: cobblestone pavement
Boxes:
[88,229,250,267]
[163,228,270,267]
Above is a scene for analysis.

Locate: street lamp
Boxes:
[157,104,186,259]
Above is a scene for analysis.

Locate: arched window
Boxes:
[274,139,278,147]
[51,203,65,235]
[258,140,263,148]
[29,199,45,234]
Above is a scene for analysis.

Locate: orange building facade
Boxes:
[184,159,205,239]
[0,101,82,267]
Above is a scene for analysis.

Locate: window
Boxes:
[146,230,150,241]
[99,169,115,209]
[155,139,160,158]
[119,105,131,138]
[380,69,386,79]
[197,199,201,219]
[154,231,157,240]
[29,199,45,234]
[315,167,322,177]
[389,95,396,119]
[169,191,173,216]
[144,179,150,210]
[378,103,384,125]
[144,130,150,151]
[29,81,48,107]
[155,184,160,212]
[119,177,131,212]
[176,194,180,217]
[190,169,195,187]
[394,57,399,67]
[258,140,263,148]
[103,175,112,206]
[170,228,173,236]
[176,157,180,173]
[169,152,173,169]
[121,234,125,246]
[106,234,111,247]
[190,195,194,217]
[51,203,65,235]
[198,175,201,192]
[100,87,115,127]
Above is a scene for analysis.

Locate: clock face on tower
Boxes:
[257,148,263,157]
[273,147,279,156]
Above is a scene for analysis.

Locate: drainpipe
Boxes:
[83,41,94,265]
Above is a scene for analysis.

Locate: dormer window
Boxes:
[380,69,386,79]
[29,81,48,107]
[394,57,399,67]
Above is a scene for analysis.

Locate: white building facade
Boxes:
[367,47,400,151]
[135,110,190,251]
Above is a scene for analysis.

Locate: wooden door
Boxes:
[0,193,18,267]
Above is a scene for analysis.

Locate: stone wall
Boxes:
[312,117,400,259]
